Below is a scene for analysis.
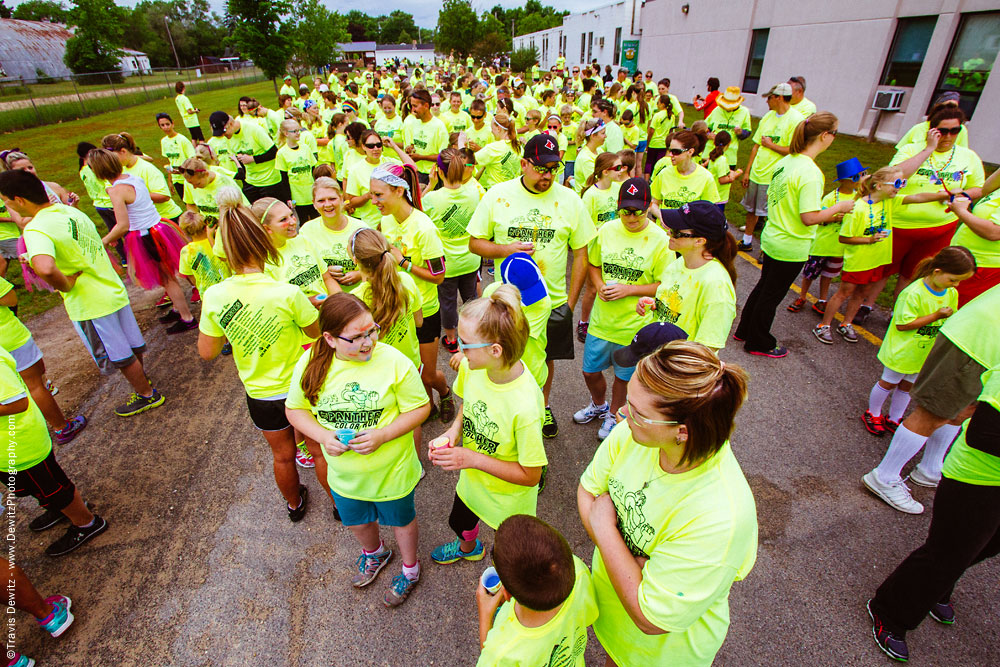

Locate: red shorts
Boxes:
[889,222,959,279]
[956,266,1000,308]
[841,264,888,285]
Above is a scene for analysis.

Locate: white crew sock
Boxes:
[888,389,911,423]
[874,425,927,485]
[742,233,753,245]
[916,423,961,479]
[402,561,420,581]
[868,384,892,416]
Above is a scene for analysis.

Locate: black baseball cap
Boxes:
[618,178,651,210]
[661,200,728,241]
[523,134,562,165]
[209,111,230,137]
[613,321,687,368]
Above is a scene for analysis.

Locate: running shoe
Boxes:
[30,502,90,533]
[573,401,609,424]
[787,297,806,312]
[114,390,164,417]
[542,407,558,438]
[190,287,201,304]
[812,300,827,315]
[38,594,73,637]
[440,391,455,422]
[907,466,940,488]
[861,411,886,436]
[54,415,87,445]
[6,653,34,667]
[288,485,308,522]
[862,471,923,514]
[837,323,858,343]
[45,514,108,557]
[747,345,788,359]
[928,601,955,625]
[295,450,315,469]
[441,336,459,354]
[485,259,495,276]
[736,240,753,252]
[431,538,484,564]
[384,571,419,607]
[812,325,833,344]
[165,318,198,335]
[155,295,172,308]
[158,309,181,324]
[853,305,872,325]
[597,413,617,440]
[867,600,909,662]
[352,548,393,588]
[423,402,439,424]
[221,342,233,356]
[884,418,900,436]
[576,321,589,343]
[45,379,58,396]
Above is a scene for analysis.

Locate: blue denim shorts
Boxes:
[582,332,635,381]
[329,487,417,527]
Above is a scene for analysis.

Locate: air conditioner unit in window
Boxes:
[599,37,605,48]
[872,89,905,111]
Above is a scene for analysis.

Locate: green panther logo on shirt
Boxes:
[463,400,500,455]
[653,283,683,324]
[609,478,656,557]
[602,248,647,283]
[315,382,384,429]
[660,185,699,209]
[507,208,557,245]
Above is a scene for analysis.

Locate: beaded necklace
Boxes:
[866,197,886,233]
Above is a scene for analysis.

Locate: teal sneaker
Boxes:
[6,652,35,667]
[351,548,393,588]
[431,538,484,564]
[384,572,419,607]
[38,594,73,637]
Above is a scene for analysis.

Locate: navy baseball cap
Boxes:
[523,134,562,165]
[500,252,548,306]
[618,178,651,210]
[613,321,687,367]
[661,200,728,241]
[209,111,229,137]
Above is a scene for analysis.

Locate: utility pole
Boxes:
[164,17,181,70]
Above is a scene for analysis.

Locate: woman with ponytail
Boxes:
[428,285,547,566]
[344,128,404,228]
[734,112,855,358]
[425,148,486,353]
[648,129,719,222]
[573,118,606,194]
[101,132,183,223]
[198,186,320,522]
[285,293,430,608]
[371,163,454,422]
[578,341,757,667]
[474,111,521,190]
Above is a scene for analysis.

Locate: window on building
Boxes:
[543,36,548,62]
[581,33,586,63]
[880,16,937,87]
[614,27,623,65]
[741,28,769,94]
[588,31,594,62]
[932,11,1000,117]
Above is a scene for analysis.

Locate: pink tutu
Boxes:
[124,220,187,290]
[15,236,53,292]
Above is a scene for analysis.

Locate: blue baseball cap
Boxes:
[836,157,867,182]
[500,253,548,306]
[613,321,687,367]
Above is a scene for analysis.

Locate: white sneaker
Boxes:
[862,470,924,514]
[907,466,940,488]
[597,413,617,440]
[573,401,609,424]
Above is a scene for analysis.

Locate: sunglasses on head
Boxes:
[935,126,962,136]
[180,168,206,176]
[668,147,689,156]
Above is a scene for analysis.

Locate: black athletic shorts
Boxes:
[14,449,75,511]
[545,303,575,361]
[246,394,292,431]
[416,309,442,345]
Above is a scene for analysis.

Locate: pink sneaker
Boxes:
[295,450,315,469]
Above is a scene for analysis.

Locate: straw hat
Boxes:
[717,86,744,111]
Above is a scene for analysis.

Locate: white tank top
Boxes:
[42,182,60,205]
[112,173,160,232]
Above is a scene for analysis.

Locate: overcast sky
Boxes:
[9,0,604,30]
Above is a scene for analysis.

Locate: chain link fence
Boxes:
[1,64,265,133]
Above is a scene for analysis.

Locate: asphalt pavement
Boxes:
[8,251,999,667]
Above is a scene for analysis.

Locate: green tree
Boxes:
[0,1,11,19]
[380,10,419,44]
[436,0,477,57]
[12,0,69,22]
[472,33,506,63]
[344,9,377,42]
[510,46,538,74]
[63,0,126,79]
[123,0,229,68]
[226,0,295,84]
[288,0,347,78]
[396,29,412,45]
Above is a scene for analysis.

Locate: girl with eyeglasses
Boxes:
[475,111,522,190]
[276,120,319,224]
[344,128,405,228]
[578,341,756,667]
[542,114,567,161]
[428,286,546,570]
[573,119,606,194]
[648,130,719,222]
[156,113,196,202]
[286,293,430,607]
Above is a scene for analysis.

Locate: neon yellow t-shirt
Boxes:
[760,154,823,263]
[344,157,402,228]
[468,178,595,309]
[582,181,623,229]
[298,215,367,292]
[178,238,230,295]
[207,135,232,162]
[175,93,199,129]
[478,556,597,667]
[810,189,847,258]
[285,343,428,501]
[648,109,673,149]
[941,366,1000,486]
[0,278,31,352]
[941,283,1000,370]
[423,182,483,277]
[266,235,329,298]
[0,348,50,471]
[574,146,598,194]
[839,197,895,272]
[562,122,579,161]
[161,133,196,184]
[181,172,245,225]
[440,108,472,133]
[199,273,318,399]
[381,209,446,317]
[354,273,422,369]
[650,162,719,209]
[706,155,732,204]
[122,158,183,220]
[79,165,112,209]
[402,115,449,173]
[704,106,752,166]
[889,144,985,229]
[453,359,547,529]
[623,124,641,149]
[228,120,281,187]
[23,204,129,322]
[952,189,1000,268]
[749,108,803,185]
[475,141,521,191]
[467,121,494,150]
[276,144,318,206]
[373,114,404,159]
[588,221,672,346]
[580,427,758,667]
[603,120,625,153]
[789,97,816,118]
[654,257,736,350]
[878,279,957,375]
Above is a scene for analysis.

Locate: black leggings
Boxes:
[734,252,804,352]
[448,493,480,540]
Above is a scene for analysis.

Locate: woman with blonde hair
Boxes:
[276,119,318,223]
[474,111,521,190]
[299,177,366,293]
[573,119,605,194]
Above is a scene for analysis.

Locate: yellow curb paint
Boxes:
[735,250,883,346]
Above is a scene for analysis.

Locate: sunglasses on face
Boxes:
[827,129,838,137]
[884,178,907,188]
[336,323,381,344]
[935,126,962,136]
[364,142,383,149]
[431,103,441,107]
[180,168,207,176]
[458,336,492,350]
[619,208,645,216]
[547,124,560,130]
[610,164,628,171]
[530,163,563,175]
[668,228,700,239]
[668,147,689,156]
[470,113,485,119]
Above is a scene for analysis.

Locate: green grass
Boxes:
[0,69,261,104]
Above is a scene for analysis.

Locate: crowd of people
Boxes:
[0,52,998,666]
